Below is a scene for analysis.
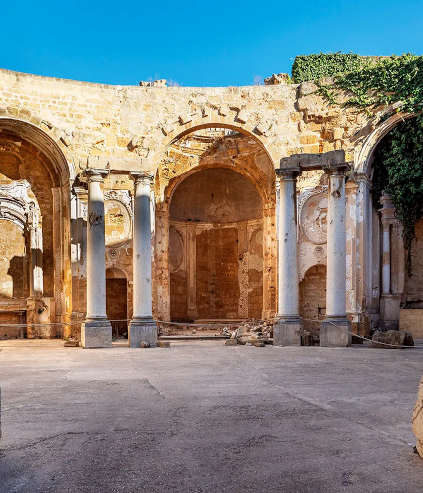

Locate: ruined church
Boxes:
[0,66,420,347]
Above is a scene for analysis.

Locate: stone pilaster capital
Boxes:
[354,172,371,187]
[323,162,350,175]
[73,185,88,199]
[83,168,109,183]
[130,171,154,186]
[275,167,300,182]
[379,192,397,223]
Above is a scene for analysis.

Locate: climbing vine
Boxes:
[292,53,423,273]
[292,53,369,84]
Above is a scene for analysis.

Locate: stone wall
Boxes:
[299,265,326,334]
[0,65,412,336]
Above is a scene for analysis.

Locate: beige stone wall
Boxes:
[400,309,423,339]
[405,219,423,306]
[0,67,374,179]
[0,66,408,335]
[299,265,326,335]
[0,219,26,299]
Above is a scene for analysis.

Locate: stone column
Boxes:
[71,186,88,326]
[81,169,112,348]
[129,172,157,347]
[186,224,197,320]
[320,164,351,346]
[381,223,391,295]
[28,204,43,298]
[273,168,302,346]
[379,192,400,329]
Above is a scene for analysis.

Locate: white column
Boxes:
[326,168,347,318]
[320,164,351,346]
[273,168,302,346]
[28,204,43,298]
[129,172,157,347]
[81,169,112,348]
[379,192,400,329]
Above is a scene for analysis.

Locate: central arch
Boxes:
[169,167,263,321]
[153,127,277,324]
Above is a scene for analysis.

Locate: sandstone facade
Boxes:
[0,67,420,342]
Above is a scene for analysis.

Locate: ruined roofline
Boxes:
[0,67,297,90]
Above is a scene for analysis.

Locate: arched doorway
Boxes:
[0,118,72,338]
[106,267,128,339]
[169,167,263,321]
[299,265,327,337]
[154,127,277,323]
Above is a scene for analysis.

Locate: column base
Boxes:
[129,317,158,348]
[81,318,112,348]
[273,317,302,346]
[320,318,351,347]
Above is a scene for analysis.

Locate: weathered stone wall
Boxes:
[299,265,327,334]
[0,66,411,336]
[405,219,423,307]
[0,219,26,299]
[0,67,375,179]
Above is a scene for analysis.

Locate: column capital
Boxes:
[354,172,372,188]
[275,167,300,181]
[379,192,397,224]
[130,171,154,186]
[73,185,88,199]
[323,162,350,175]
[83,168,109,183]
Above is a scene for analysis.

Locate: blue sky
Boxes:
[1,0,422,86]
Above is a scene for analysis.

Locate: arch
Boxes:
[106,267,128,339]
[0,117,72,186]
[148,118,278,171]
[0,116,73,336]
[153,124,278,323]
[168,166,264,321]
[106,266,127,279]
[299,264,327,335]
[355,112,415,176]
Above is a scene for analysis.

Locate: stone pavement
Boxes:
[1,340,423,492]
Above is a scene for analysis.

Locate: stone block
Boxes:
[273,318,302,346]
[380,294,400,330]
[333,127,344,140]
[81,319,112,348]
[320,318,351,347]
[129,318,157,348]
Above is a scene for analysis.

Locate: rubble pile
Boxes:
[223,319,273,346]
[371,330,414,348]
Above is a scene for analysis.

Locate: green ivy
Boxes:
[372,116,423,274]
[292,53,423,274]
[292,53,369,84]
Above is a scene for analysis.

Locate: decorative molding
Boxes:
[0,180,40,230]
[298,186,328,245]
[104,189,133,217]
